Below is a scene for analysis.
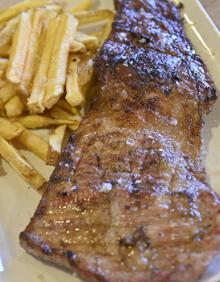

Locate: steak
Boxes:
[20,0,220,281]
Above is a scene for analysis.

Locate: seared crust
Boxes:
[20,1,220,281]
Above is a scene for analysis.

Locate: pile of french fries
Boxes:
[0,0,114,192]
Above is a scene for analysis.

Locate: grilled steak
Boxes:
[20,0,220,281]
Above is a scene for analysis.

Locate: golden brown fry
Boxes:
[66,56,84,107]
[70,0,93,14]
[47,125,66,166]
[50,106,82,122]
[70,40,86,53]
[43,13,78,109]
[5,95,24,117]
[20,9,47,94]
[74,9,115,25]
[0,17,18,49]
[0,117,23,140]
[14,122,49,162]
[6,12,32,84]
[57,99,79,115]
[27,15,60,113]
[68,123,80,131]
[0,58,8,72]
[78,53,94,87]
[0,0,53,26]
[0,82,17,103]
[0,43,11,58]
[15,115,77,129]
[0,156,6,176]
[0,135,45,190]
[75,31,98,50]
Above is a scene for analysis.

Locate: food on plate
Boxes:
[70,0,93,14]
[0,135,45,190]
[5,95,24,117]
[15,122,49,162]
[47,125,67,166]
[0,0,113,189]
[43,13,78,110]
[20,0,220,281]
[7,11,32,84]
[0,0,54,25]
[0,117,23,140]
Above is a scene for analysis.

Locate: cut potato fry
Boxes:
[68,123,80,131]
[0,82,17,103]
[0,156,6,176]
[70,40,86,53]
[20,9,47,94]
[0,58,8,72]
[66,57,84,107]
[50,106,82,122]
[47,125,66,166]
[43,13,78,109]
[14,122,49,162]
[78,54,94,87]
[0,135,45,190]
[101,19,113,45]
[74,10,115,25]
[27,15,60,113]
[0,17,18,49]
[0,0,53,26]
[75,31,98,50]
[5,95,24,117]
[15,115,78,129]
[0,117,23,140]
[70,0,93,14]
[0,79,7,89]
[7,12,32,84]
[57,99,79,115]
[0,43,11,58]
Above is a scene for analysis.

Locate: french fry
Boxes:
[20,9,47,94]
[0,156,6,176]
[0,58,8,72]
[70,40,86,53]
[14,122,49,162]
[66,57,84,107]
[0,135,45,190]
[14,115,77,129]
[0,17,18,49]
[0,79,7,88]
[27,15,60,114]
[47,125,66,166]
[0,82,17,103]
[43,13,78,109]
[74,9,115,25]
[0,0,53,26]
[68,123,80,131]
[57,99,79,115]
[0,117,23,140]
[70,0,93,14]
[78,54,94,86]
[50,106,82,122]
[5,95,24,117]
[7,12,32,84]
[75,31,98,50]
[0,43,11,58]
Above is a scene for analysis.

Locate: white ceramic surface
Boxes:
[0,1,220,282]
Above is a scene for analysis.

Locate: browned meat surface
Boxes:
[20,0,220,281]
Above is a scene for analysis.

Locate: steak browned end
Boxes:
[20,0,220,281]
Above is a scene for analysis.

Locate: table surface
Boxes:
[201,0,220,29]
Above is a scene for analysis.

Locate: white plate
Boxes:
[0,1,220,282]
